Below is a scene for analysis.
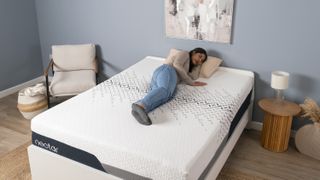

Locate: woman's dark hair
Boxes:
[189,47,208,72]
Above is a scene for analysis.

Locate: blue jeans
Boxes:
[137,64,177,113]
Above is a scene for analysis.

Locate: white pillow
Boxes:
[200,56,223,78]
[165,48,222,78]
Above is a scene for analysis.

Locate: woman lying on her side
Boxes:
[132,48,208,125]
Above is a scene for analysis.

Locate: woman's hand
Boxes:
[192,81,207,86]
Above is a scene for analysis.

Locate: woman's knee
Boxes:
[158,87,172,98]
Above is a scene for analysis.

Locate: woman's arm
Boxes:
[192,81,207,86]
[172,52,194,85]
[188,65,201,80]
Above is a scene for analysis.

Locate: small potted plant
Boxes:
[295,98,320,160]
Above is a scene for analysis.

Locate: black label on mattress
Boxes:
[32,132,106,173]
[34,138,59,153]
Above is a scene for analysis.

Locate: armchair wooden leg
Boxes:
[47,95,51,109]
[45,75,51,108]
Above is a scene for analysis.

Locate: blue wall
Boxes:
[0,0,42,91]
[34,0,320,129]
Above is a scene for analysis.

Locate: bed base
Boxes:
[28,106,252,180]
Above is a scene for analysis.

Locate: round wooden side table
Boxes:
[259,98,301,152]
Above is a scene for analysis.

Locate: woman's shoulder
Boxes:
[174,50,189,62]
[164,50,189,64]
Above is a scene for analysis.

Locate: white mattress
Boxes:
[32,56,253,180]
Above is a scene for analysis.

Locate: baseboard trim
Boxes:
[0,76,45,98]
[247,121,296,138]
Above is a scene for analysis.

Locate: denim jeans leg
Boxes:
[136,65,160,106]
[139,65,177,113]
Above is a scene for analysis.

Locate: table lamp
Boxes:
[271,71,289,100]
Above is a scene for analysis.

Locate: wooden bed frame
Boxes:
[28,59,255,180]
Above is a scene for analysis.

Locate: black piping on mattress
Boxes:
[32,132,150,180]
[32,89,252,180]
[228,90,252,138]
[32,132,106,172]
[199,89,252,179]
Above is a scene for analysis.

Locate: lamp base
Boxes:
[275,89,284,101]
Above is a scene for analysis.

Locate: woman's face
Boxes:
[191,52,206,65]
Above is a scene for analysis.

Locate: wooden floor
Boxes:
[0,92,319,180]
[0,93,31,157]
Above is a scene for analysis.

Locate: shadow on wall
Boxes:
[206,49,222,59]
[229,0,238,44]
[288,73,319,130]
[96,45,122,83]
[287,73,318,102]
[252,73,272,123]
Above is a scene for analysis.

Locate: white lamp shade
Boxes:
[271,71,289,90]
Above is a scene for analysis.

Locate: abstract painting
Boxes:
[165,0,235,43]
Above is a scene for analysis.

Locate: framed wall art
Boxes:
[165,0,235,43]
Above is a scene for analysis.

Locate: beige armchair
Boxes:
[44,44,98,108]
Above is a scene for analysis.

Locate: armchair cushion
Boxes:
[52,44,96,71]
[49,70,96,96]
